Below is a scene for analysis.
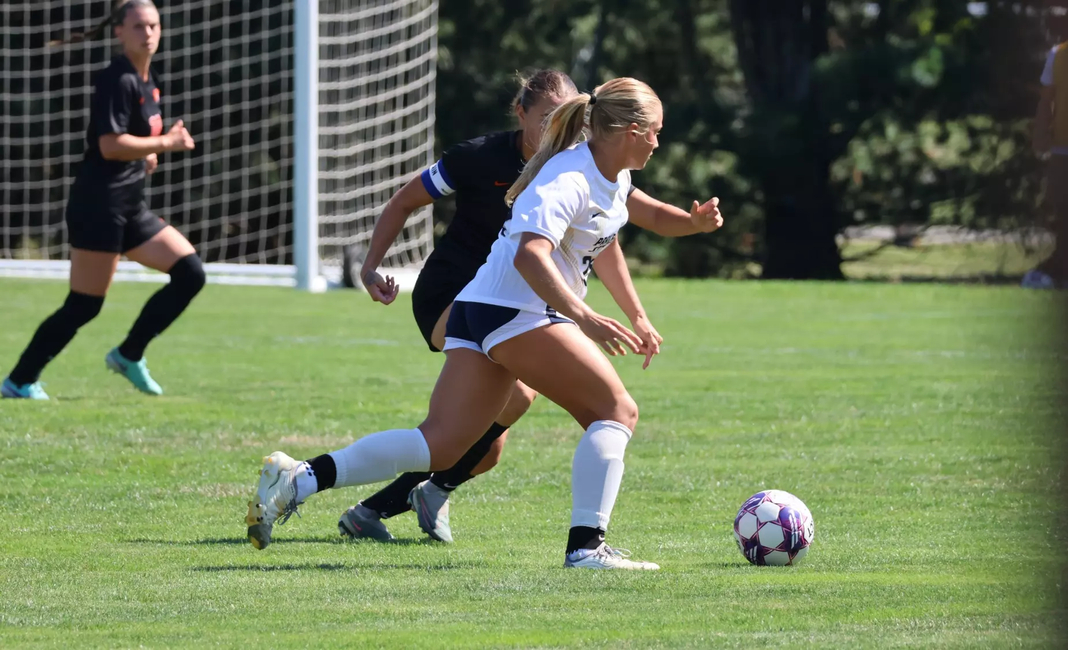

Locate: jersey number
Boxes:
[581,256,593,286]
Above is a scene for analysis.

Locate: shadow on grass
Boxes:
[844,273,1028,285]
[193,562,470,572]
[125,536,438,547]
[193,563,350,572]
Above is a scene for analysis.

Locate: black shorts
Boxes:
[443,301,574,359]
[411,254,481,352]
[65,180,166,254]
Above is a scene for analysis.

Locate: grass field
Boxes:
[840,240,1050,282]
[0,277,1064,648]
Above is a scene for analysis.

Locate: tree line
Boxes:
[434,0,1052,279]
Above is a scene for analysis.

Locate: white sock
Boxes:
[328,428,431,489]
[293,462,318,501]
[570,420,632,530]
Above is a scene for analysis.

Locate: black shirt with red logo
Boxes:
[422,130,526,273]
[79,54,163,194]
[421,130,638,275]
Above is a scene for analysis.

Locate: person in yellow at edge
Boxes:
[1028,41,1068,289]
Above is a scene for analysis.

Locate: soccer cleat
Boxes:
[245,451,302,550]
[105,348,163,395]
[338,504,395,542]
[408,480,453,543]
[1,377,49,400]
[564,544,660,570]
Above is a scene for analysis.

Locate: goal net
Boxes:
[0,0,437,287]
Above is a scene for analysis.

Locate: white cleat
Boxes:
[245,451,302,550]
[563,543,660,570]
[408,480,453,543]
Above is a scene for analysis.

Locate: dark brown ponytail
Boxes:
[50,0,156,46]
[512,69,579,113]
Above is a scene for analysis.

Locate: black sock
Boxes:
[566,526,605,555]
[118,254,205,361]
[361,472,431,518]
[306,454,338,493]
[8,291,104,385]
[430,422,508,492]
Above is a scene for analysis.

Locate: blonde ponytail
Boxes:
[505,93,591,206]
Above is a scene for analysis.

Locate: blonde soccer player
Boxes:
[345,71,722,544]
[245,77,722,569]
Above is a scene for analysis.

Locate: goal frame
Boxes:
[293,0,323,292]
[0,0,435,292]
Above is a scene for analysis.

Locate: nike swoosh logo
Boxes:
[494,181,509,186]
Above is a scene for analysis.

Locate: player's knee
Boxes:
[419,423,466,471]
[497,384,537,426]
[575,392,638,432]
[471,432,507,475]
[606,392,639,432]
[62,291,105,328]
[170,253,206,297]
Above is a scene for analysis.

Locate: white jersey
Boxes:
[455,141,631,314]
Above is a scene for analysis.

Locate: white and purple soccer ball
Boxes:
[733,489,814,566]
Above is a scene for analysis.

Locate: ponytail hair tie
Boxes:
[589,93,598,106]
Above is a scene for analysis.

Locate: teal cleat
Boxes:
[105,348,163,395]
[1,377,49,400]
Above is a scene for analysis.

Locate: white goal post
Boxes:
[0,0,438,290]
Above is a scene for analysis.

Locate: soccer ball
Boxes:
[733,490,814,566]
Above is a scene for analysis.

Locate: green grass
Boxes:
[841,240,1051,282]
[0,277,1064,648]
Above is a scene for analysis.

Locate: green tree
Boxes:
[433,0,1050,279]
[728,0,1049,278]
[726,0,842,278]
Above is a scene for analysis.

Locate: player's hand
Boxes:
[690,197,724,233]
[576,311,643,358]
[145,153,158,175]
[631,314,663,370]
[163,119,195,152]
[362,268,399,304]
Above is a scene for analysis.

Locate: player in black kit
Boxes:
[338,70,723,543]
[2,0,202,400]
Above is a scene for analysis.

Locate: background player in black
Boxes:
[337,70,724,543]
[2,0,202,400]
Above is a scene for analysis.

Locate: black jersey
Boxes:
[420,130,525,271]
[78,55,163,192]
